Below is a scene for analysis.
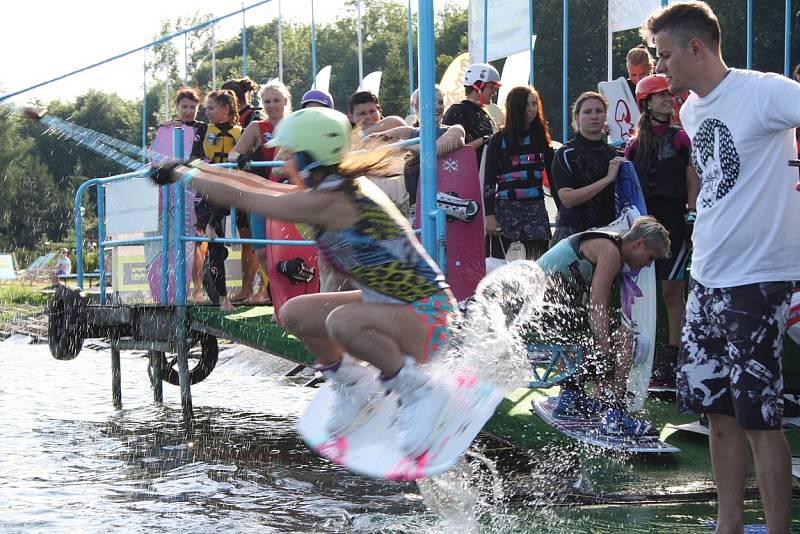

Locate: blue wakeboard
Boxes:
[615,161,648,216]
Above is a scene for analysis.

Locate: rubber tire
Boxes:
[48,287,85,361]
[160,333,219,386]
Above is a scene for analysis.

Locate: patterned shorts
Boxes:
[495,199,552,243]
[408,293,456,362]
[678,279,794,430]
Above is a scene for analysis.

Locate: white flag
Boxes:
[468,0,532,63]
[609,0,663,32]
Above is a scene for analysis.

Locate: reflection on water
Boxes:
[0,338,795,533]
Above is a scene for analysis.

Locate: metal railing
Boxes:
[73,128,444,307]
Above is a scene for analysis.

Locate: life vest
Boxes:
[239,105,264,127]
[495,132,550,201]
[638,126,689,202]
[201,123,242,164]
[256,121,276,162]
[537,230,621,298]
[248,121,278,181]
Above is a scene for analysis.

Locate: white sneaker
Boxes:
[319,354,382,436]
[382,357,449,457]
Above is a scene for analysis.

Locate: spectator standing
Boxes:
[643,3,800,531]
[550,92,622,244]
[483,85,554,260]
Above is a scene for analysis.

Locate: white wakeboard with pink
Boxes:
[297,372,502,481]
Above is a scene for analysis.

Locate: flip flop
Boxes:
[246,294,272,306]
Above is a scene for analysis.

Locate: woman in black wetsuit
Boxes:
[550,92,624,244]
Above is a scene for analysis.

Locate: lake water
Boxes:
[0,336,789,533]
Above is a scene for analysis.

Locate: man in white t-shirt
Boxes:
[49,248,72,286]
[643,3,800,532]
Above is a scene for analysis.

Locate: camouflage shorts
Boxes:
[677,279,794,430]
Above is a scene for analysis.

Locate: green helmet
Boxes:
[266,107,352,166]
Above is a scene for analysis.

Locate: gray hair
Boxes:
[624,215,671,258]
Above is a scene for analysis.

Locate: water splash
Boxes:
[430,260,549,394]
[420,261,551,530]
[1,103,169,171]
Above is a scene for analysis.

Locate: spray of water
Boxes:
[427,260,549,392]
[1,103,169,171]
[418,261,554,530]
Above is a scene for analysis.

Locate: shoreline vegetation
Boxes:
[0,282,49,339]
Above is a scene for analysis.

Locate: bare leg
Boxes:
[661,280,685,347]
[596,325,634,399]
[232,241,257,302]
[747,428,792,533]
[219,295,235,312]
[249,249,271,304]
[280,291,433,376]
[192,238,207,301]
[279,291,364,365]
[707,413,748,533]
[325,302,430,376]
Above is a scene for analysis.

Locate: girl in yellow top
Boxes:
[191,90,242,311]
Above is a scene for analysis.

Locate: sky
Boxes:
[3,0,467,105]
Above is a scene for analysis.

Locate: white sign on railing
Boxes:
[105,180,159,236]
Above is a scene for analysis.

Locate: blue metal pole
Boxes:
[75,197,85,289]
[311,0,318,88]
[562,0,569,143]
[142,50,147,163]
[746,0,753,70]
[356,0,364,86]
[176,180,187,307]
[407,0,415,112]
[242,5,248,76]
[785,0,792,76]
[418,0,440,264]
[97,185,107,305]
[529,0,535,85]
[159,186,170,305]
[483,0,488,62]
[161,128,185,304]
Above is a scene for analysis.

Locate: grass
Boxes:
[0,282,49,306]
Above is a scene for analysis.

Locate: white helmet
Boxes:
[463,63,501,89]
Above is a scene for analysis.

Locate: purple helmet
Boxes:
[300,89,334,109]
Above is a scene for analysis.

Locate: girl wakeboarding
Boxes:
[149,107,458,457]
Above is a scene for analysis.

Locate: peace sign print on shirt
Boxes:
[691,118,741,209]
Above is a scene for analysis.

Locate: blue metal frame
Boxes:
[417,0,443,266]
[407,0,415,112]
[242,6,249,76]
[562,0,569,143]
[526,343,583,388]
[529,0,535,86]
[311,0,318,88]
[482,0,488,62]
[785,0,792,77]
[747,0,753,69]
